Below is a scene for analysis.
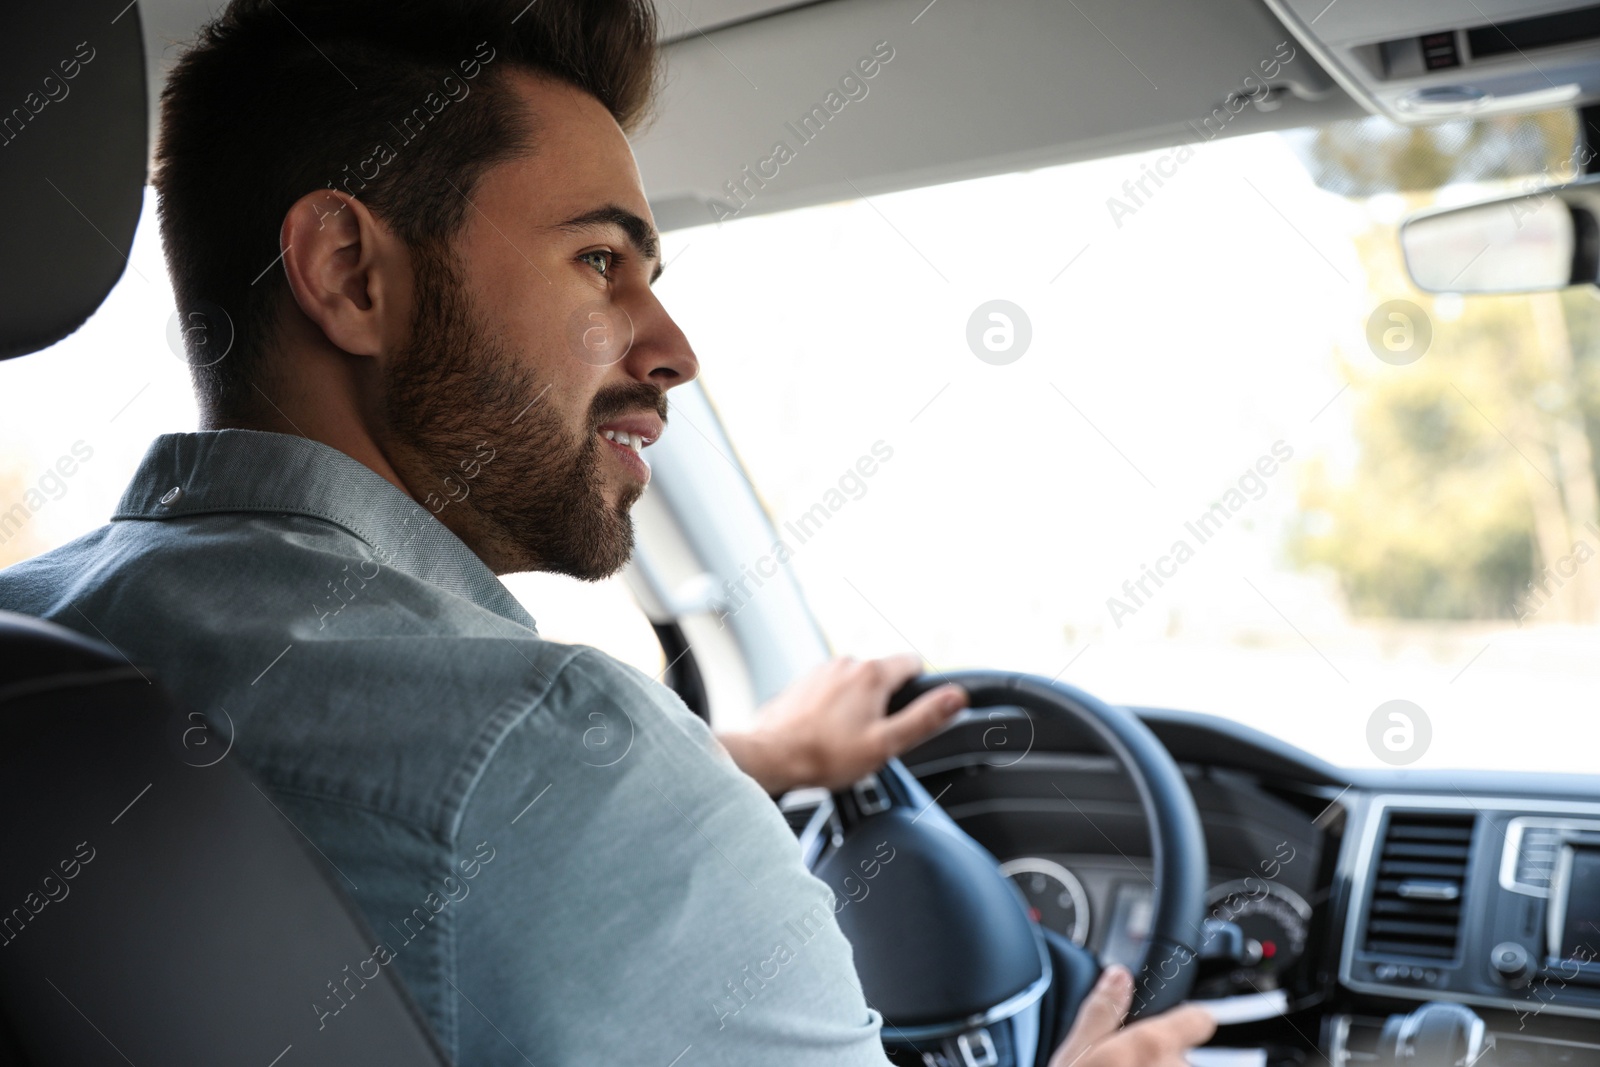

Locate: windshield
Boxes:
[4,109,1594,775]
[655,108,1599,775]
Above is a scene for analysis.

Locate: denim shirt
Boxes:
[0,429,887,1066]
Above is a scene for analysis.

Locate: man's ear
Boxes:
[278,189,408,359]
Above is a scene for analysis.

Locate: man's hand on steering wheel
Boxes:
[718,653,968,794]
[725,661,1217,1065]
[1048,965,1217,1067]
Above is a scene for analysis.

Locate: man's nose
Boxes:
[624,291,698,389]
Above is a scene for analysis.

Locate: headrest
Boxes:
[0,5,148,361]
[0,610,132,701]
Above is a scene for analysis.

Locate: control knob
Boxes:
[1490,941,1530,987]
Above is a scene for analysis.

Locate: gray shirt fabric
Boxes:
[0,429,889,1066]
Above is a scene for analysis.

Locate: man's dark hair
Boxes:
[154,0,660,418]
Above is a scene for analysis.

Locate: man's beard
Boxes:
[383,243,663,580]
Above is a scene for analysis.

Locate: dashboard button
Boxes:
[1491,941,1531,986]
[853,775,891,816]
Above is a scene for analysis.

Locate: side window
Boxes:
[499,571,665,679]
[0,197,193,571]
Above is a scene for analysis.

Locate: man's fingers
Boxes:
[874,683,966,755]
[1048,974,1214,1067]
[1120,1004,1216,1049]
[1079,965,1135,1041]
[872,652,924,692]
[1056,966,1132,1055]
[1046,966,1133,1067]
[1127,1003,1217,1050]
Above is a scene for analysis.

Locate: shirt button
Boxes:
[159,486,184,506]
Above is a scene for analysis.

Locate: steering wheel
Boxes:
[807,671,1208,1067]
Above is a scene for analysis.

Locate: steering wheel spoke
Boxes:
[815,671,1209,1066]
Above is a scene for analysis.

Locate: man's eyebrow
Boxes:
[554,205,663,282]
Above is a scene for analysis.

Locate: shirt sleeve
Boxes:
[442,647,891,1067]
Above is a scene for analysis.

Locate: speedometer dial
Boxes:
[1204,879,1312,987]
[1000,857,1090,946]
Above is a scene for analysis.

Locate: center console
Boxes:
[1334,795,1600,1063]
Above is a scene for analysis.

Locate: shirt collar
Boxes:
[113,429,538,631]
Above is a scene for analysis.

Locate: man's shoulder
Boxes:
[0,522,115,616]
[1,507,511,643]
[0,510,363,618]
[0,511,677,831]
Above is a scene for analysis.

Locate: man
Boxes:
[0,1,1215,1063]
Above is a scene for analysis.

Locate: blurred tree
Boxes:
[1290,109,1600,622]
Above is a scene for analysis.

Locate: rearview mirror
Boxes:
[1401,177,1600,294]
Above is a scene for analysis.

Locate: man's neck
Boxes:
[202,325,416,501]
[203,394,411,503]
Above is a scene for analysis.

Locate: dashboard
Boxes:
[997,851,1312,999]
[803,702,1600,1067]
[899,718,1339,1026]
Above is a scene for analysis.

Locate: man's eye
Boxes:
[578,250,612,276]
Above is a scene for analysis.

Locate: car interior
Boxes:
[5,1,1600,1066]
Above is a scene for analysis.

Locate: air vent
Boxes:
[1363,811,1476,961]
[1513,825,1564,891]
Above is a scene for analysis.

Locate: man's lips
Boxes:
[595,413,664,446]
[595,412,664,484]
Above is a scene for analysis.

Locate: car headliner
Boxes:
[134,0,1365,230]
